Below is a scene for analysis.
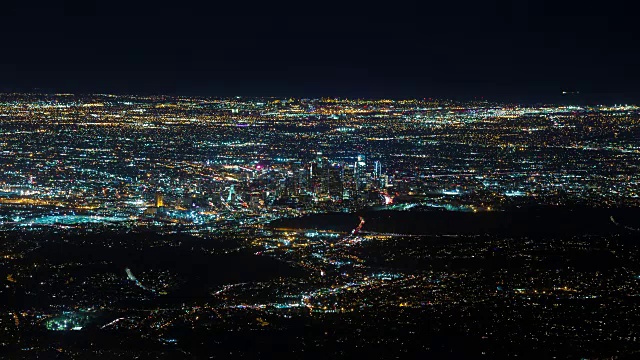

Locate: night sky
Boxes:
[2,1,638,103]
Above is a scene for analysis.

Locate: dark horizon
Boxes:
[2,2,639,105]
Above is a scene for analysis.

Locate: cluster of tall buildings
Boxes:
[278,153,389,207]
[140,152,390,221]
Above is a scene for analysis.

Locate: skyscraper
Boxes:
[227,185,236,202]
[342,163,356,200]
[155,191,164,208]
[310,153,329,196]
[326,162,344,200]
[355,154,366,194]
[374,160,382,179]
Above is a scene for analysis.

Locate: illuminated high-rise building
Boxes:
[155,191,164,208]
[310,153,329,196]
[227,185,236,202]
[342,163,356,200]
[354,154,366,193]
[326,162,344,200]
[374,160,382,179]
[297,166,309,195]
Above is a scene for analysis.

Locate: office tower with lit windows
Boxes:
[374,160,382,179]
[155,191,164,208]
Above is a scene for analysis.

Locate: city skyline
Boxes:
[3,4,640,358]
[1,88,639,359]
[0,92,638,228]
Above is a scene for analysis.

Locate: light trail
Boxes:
[352,216,365,235]
[101,317,127,329]
[610,216,640,231]
[125,268,155,293]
